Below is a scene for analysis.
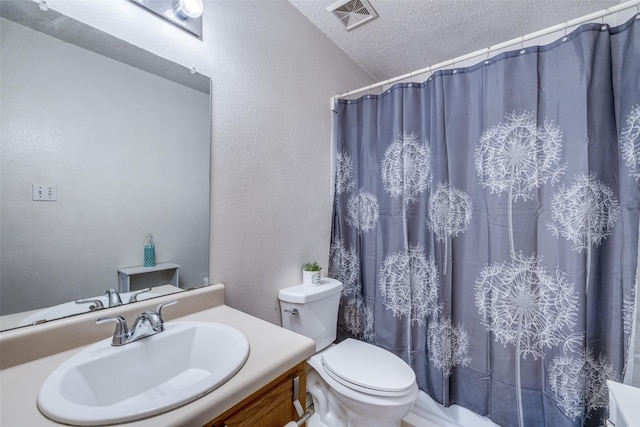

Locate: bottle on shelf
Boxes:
[144,233,156,268]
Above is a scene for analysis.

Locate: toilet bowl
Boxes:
[306,339,418,427]
[279,278,418,427]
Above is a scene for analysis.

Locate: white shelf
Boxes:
[117,262,180,292]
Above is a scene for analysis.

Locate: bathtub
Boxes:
[402,391,498,427]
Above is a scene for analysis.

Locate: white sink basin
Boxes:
[17,291,158,327]
[37,321,250,425]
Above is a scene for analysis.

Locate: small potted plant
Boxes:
[302,262,322,285]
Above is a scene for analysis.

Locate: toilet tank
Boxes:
[278,278,343,352]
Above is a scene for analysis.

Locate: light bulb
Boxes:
[174,0,203,19]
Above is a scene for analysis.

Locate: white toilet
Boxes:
[278,278,418,427]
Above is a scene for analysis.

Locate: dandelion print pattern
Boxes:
[621,105,640,182]
[427,182,473,274]
[379,243,439,326]
[547,172,619,293]
[548,349,615,420]
[475,111,565,256]
[346,190,379,232]
[343,295,374,342]
[335,149,355,195]
[329,239,361,297]
[381,133,431,204]
[427,316,472,377]
[475,252,578,427]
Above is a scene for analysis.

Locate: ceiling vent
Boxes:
[328,0,378,31]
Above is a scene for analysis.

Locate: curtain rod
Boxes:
[334,0,640,100]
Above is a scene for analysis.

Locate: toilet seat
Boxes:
[320,339,416,397]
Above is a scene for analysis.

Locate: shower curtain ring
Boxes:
[601,15,608,30]
[452,59,457,74]
[562,22,568,41]
[485,48,491,65]
[520,37,525,54]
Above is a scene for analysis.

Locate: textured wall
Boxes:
[41,0,373,324]
[1,18,210,314]
[205,1,374,324]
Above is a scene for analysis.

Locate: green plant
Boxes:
[303,262,321,272]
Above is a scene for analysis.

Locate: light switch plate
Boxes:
[32,184,57,201]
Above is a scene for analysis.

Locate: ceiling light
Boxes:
[173,0,203,19]
[128,0,203,37]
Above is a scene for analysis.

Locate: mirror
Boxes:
[0,0,211,331]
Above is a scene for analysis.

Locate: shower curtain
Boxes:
[329,15,640,427]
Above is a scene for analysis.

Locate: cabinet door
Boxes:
[205,363,306,427]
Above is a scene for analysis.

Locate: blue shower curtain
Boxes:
[329,15,640,427]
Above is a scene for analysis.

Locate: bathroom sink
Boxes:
[37,321,250,426]
[17,290,158,326]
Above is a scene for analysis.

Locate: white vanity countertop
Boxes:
[0,287,316,426]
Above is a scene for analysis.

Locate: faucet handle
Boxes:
[75,298,105,311]
[155,300,177,321]
[96,316,129,346]
[128,287,152,303]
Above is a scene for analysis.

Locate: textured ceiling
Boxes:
[289,0,623,82]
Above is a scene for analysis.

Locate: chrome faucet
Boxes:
[97,300,177,346]
[104,288,123,307]
[75,288,124,311]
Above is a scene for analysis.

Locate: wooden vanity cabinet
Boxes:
[205,362,307,427]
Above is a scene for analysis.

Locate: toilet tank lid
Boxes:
[278,278,343,303]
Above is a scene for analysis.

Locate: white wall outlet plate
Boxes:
[32,184,57,201]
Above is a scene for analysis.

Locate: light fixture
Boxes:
[128,0,203,37]
[173,0,203,19]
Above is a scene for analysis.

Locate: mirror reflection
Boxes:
[0,0,211,331]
